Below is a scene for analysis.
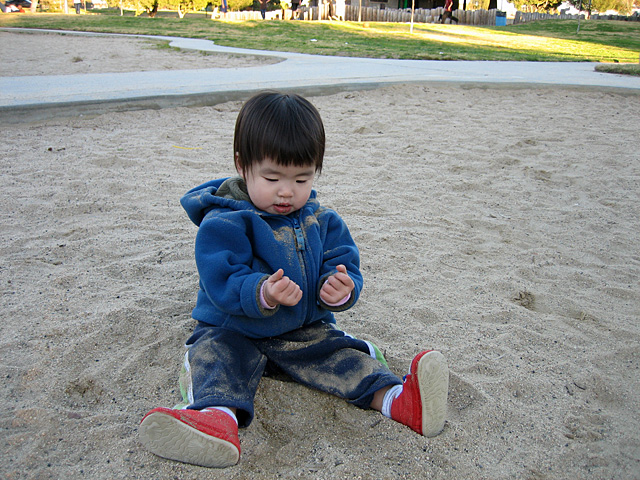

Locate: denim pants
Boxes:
[181,321,402,427]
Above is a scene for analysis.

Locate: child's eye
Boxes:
[264,178,278,182]
[296,179,309,184]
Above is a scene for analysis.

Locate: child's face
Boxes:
[237,157,315,215]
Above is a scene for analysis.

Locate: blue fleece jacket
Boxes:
[180,177,363,339]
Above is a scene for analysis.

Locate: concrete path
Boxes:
[2,28,639,121]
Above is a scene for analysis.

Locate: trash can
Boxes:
[496,10,507,26]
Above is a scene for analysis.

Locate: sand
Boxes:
[1,32,639,479]
[0,30,280,76]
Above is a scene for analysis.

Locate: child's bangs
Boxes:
[256,117,323,172]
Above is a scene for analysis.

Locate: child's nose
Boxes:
[279,183,294,197]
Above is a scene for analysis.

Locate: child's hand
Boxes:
[320,264,354,305]
[263,269,302,307]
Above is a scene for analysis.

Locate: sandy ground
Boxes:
[0,31,280,75]
[1,32,640,480]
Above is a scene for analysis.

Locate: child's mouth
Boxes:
[274,204,292,214]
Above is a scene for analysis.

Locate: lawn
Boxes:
[1,11,639,64]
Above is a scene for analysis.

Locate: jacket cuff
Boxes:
[256,276,279,316]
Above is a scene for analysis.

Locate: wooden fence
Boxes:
[512,11,583,24]
[219,7,638,25]
[343,6,497,24]
[299,6,502,24]
[589,13,640,21]
[221,7,502,24]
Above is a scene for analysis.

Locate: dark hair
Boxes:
[234,91,325,175]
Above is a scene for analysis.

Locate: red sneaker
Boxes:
[390,350,448,437]
[139,407,240,468]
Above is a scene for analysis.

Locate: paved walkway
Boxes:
[2,28,639,121]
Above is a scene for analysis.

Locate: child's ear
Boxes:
[234,152,243,177]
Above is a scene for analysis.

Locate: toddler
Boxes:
[139,91,449,468]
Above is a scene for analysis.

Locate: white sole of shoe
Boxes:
[139,411,239,468]
[417,351,449,437]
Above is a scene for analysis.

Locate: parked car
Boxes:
[2,0,32,11]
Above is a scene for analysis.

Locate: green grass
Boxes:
[1,12,639,62]
[595,63,640,76]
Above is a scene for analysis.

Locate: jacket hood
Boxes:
[180,176,319,226]
[180,177,251,227]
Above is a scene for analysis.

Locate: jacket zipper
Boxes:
[292,217,306,251]
[291,216,311,323]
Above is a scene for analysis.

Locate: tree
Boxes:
[140,0,159,16]
[112,0,251,14]
[466,0,490,10]
[113,0,159,15]
[566,0,634,14]
[511,0,563,12]
[165,0,210,17]
[207,0,253,9]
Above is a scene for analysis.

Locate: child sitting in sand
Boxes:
[139,91,449,468]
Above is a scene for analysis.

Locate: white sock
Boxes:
[203,406,238,425]
[381,385,403,418]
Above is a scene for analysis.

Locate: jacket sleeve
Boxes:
[194,214,276,319]
[316,210,363,312]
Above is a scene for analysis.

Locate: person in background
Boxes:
[290,0,299,19]
[440,0,459,24]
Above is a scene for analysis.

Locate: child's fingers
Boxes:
[272,275,302,306]
[280,286,302,306]
[269,268,284,283]
[331,271,354,289]
[280,278,300,296]
[334,265,353,284]
[319,285,341,304]
[321,282,336,296]
[321,277,347,298]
